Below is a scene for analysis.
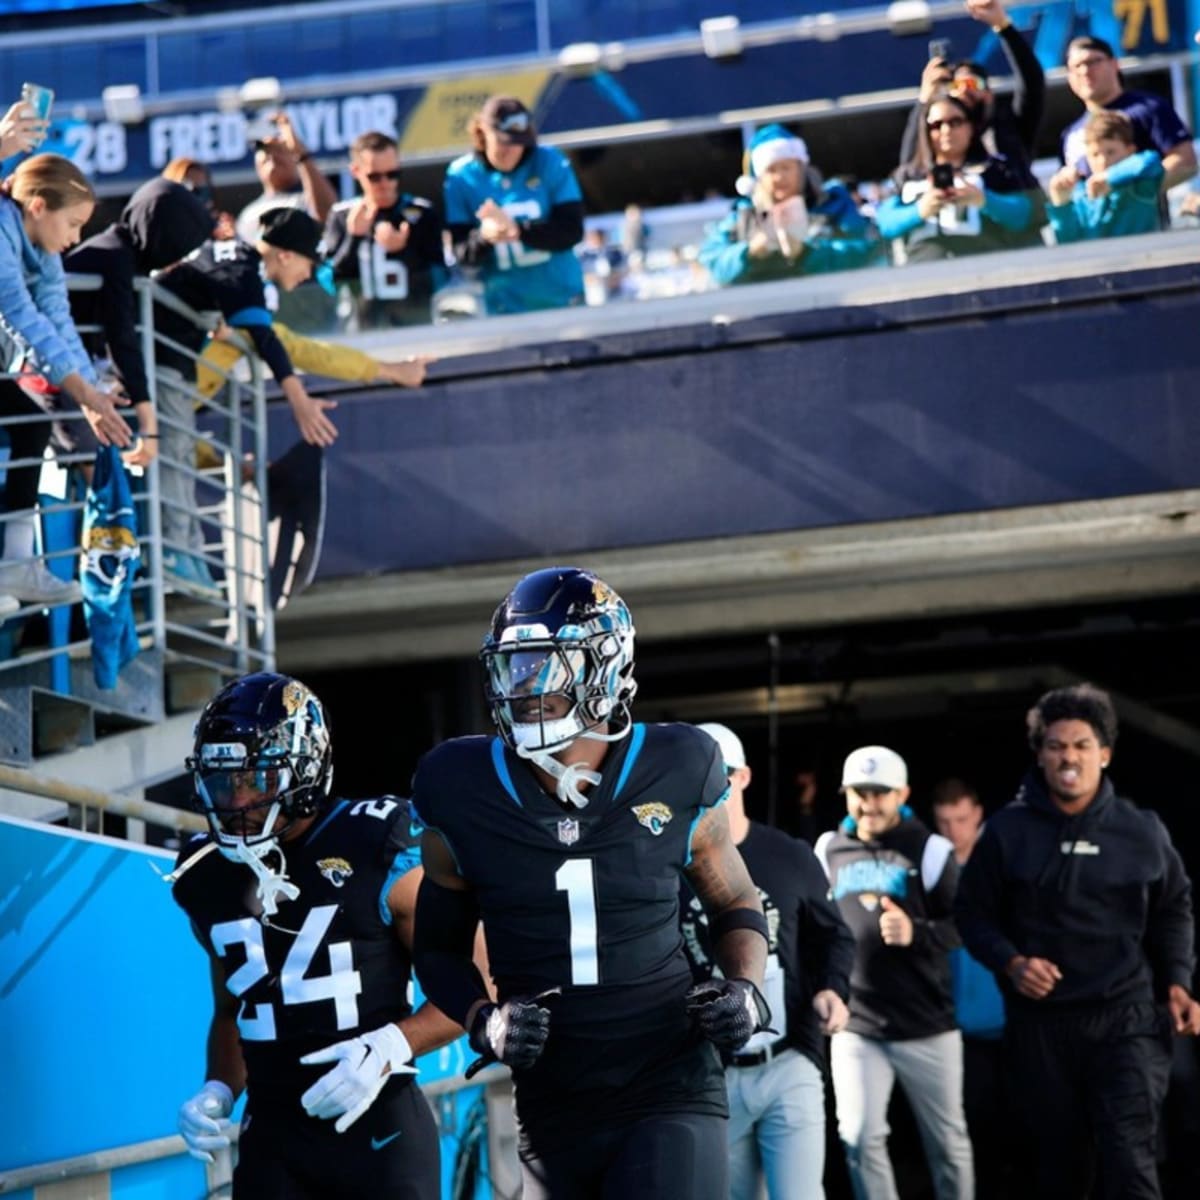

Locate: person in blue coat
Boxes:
[699,124,883,286]
[443,95,585,315]
[1047,110,1164,243]
[0,154,131,609]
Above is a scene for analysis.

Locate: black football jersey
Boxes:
[412,722,731,1148]
[154,238,292,382]
[172,796,420,1113]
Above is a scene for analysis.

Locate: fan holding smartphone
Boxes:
[0,84,53,160]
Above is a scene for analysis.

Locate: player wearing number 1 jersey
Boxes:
[412,567,771,1199]
[443,95,585,314]
[170,672,462,1199]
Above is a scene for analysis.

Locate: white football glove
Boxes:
[178,1080,234,1163]
[299,1023,417,1133]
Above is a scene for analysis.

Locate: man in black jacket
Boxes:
[65,178,213,473]
[956,682,1200,1200]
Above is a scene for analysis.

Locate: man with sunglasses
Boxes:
[325,131,446,329]
[816,746,973,1200]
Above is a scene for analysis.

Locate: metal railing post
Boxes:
[136,278,168,661]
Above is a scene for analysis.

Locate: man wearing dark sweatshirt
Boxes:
[956,682,1200,1200]
[65,177,213,473]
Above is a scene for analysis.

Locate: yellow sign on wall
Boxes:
[400,70,552,157]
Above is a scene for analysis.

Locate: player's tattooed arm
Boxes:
[684,805,767,988]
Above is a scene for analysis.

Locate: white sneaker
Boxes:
[0,593,19,617]
[0,559,83,606]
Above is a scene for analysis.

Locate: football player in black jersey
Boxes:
[171,672,463,1199]
[412,566,772,1199]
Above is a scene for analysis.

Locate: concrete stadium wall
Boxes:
[261,247,1200,582]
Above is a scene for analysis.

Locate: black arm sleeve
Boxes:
[517,200,584,252]
[102,275,151,405]
[446,221,495,269]
[955,828,1021,975]
[998,22,1045,154]
[67,246,150,405]
[243,325,294,384]
[413,877,489,1026]
[1144,820,1197,994]
[404,207,446,271]
[796,846,855,1000]
[323,207,362,280]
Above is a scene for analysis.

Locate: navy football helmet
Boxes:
[480,567,637,755]
[188,671,332,855]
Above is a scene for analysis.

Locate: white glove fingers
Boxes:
[333,1095,373,1134]
[299,1045,348,1066]
[186,1147,216,1164]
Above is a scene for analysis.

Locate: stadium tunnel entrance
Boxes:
[299,586,1200,880]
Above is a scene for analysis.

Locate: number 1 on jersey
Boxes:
[554,859,598,985]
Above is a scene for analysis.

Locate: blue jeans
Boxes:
[726,1048,827,1200]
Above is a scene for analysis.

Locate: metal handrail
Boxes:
[0,1062,506,1192]
[1,274,276,764]
[0,763,204,833]
[0,1133,197,1194]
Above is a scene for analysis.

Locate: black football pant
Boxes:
[233,1076,439,1199]
[520,1111,729,1200]
[1005,1001,1172,1200]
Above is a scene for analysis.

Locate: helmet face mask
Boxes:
[481,568,636,755]
[188,673,332,856]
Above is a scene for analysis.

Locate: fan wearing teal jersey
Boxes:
[443,95,585,315]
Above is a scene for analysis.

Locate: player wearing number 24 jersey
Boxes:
[412,567,772,1200]
[170,672,464,1199]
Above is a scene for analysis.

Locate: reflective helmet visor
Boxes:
[486,645,587,701]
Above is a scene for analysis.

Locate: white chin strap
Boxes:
[511,707,634,810]
[217,800,300,916]
[515,745,602,809]
[230,840,300,916]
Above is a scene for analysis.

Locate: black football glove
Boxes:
[686,978,772,1052]
[466,993,554,1077]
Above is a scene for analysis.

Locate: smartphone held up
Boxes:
[19,82,54,149]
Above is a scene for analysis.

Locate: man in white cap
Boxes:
[681,723,854,1200]
[815,746,973,1200]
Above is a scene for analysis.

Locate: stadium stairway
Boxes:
[0,641,224,822]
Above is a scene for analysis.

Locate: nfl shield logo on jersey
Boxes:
[557,817,580,845]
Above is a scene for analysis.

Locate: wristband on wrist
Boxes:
[993,19,1012,32]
